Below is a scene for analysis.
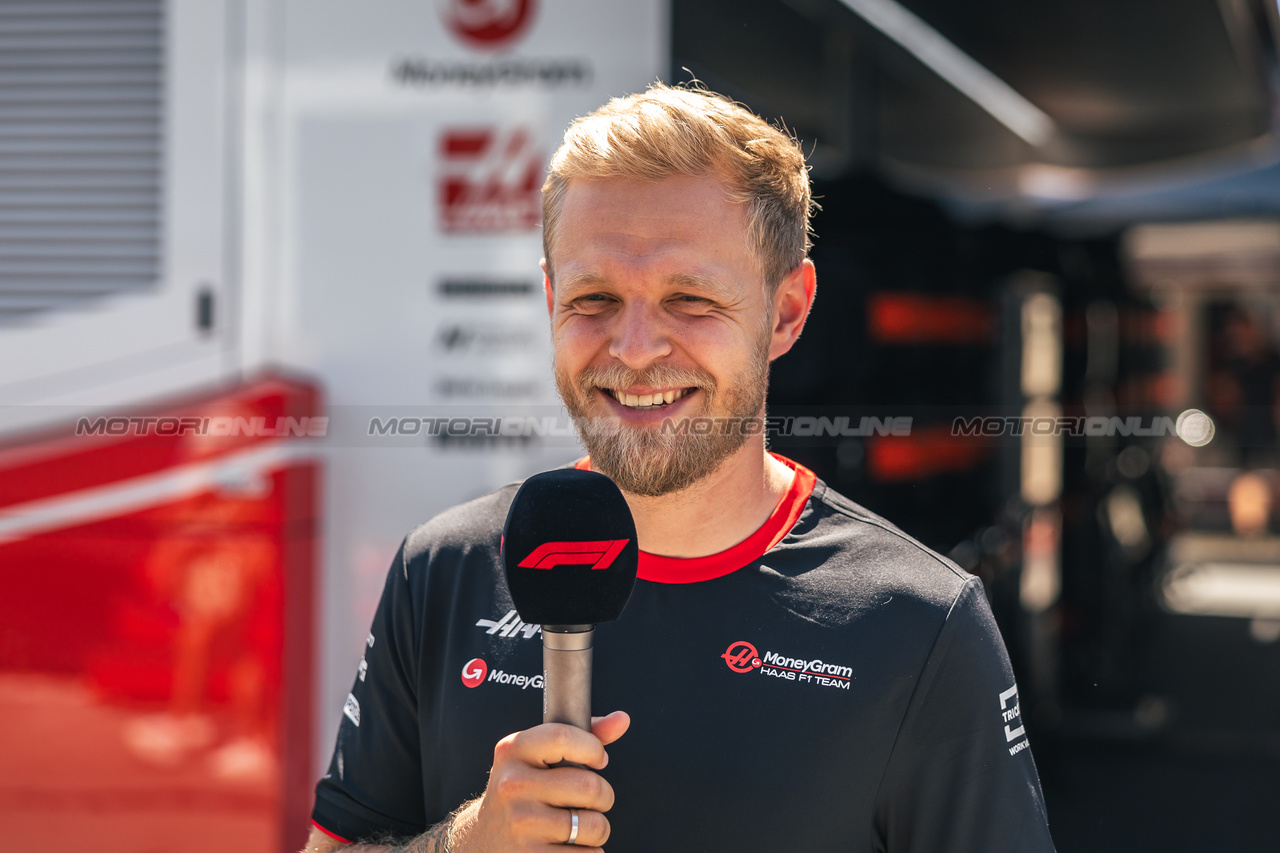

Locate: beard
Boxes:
[554,334,771,497]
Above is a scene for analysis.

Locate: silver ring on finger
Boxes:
[566,808,580,845]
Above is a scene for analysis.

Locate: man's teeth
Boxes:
[614,388,690,408]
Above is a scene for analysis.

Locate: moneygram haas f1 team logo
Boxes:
[518,539,629,570]
[722,641,763,673]
[441,0,536,50]
[722,640,853,690]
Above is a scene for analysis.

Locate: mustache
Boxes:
[574,362,715,394]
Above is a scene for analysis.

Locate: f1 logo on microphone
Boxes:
[517,539,629,570]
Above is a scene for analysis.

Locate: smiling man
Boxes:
[304,84,1057,853]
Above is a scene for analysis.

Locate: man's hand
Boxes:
[302,711,630,853]
[451,711,630,852]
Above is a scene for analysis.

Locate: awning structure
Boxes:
[673,0,1280,217]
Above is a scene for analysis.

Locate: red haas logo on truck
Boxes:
[439,127,542,233]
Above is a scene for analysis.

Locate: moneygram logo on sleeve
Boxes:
[721,640,852,690]
[460,657,544,690]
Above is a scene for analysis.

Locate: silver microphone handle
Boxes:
[542,628,593,730]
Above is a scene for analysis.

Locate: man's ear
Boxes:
[768,259,817,361]
[541,258,554,319]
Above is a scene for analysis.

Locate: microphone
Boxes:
[501,468,638,730]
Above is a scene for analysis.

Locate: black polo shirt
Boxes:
[312,457,1056,852]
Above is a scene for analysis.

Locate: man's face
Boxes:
[546,175,775,496]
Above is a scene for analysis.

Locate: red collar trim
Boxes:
[572,454,817,584]
[311,821,351,844]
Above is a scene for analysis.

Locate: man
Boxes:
[305,83,1056,853]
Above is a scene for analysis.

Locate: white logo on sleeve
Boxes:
[1000,684,1028,755]
[356,632,375,682]
[476,608,541,640]
[344,692,361,727]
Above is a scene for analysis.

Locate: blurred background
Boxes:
[1,0,1279,849]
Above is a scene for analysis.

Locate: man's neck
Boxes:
[607,438,796,559]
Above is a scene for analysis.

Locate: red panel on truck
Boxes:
[0,375,321,853]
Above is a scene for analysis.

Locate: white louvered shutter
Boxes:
[0,0,163,323]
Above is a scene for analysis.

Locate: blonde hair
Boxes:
[542,82,813,291]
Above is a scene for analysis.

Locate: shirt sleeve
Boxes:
[312,541,428,843]
[873,579,1057,853]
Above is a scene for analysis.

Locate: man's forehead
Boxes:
[555,176,751,242]
[553,176,753,259]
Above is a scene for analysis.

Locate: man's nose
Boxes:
[607,302,672,369]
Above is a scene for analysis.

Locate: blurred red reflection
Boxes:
[0,375,319,853]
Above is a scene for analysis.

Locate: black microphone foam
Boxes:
[501,468,638,627]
